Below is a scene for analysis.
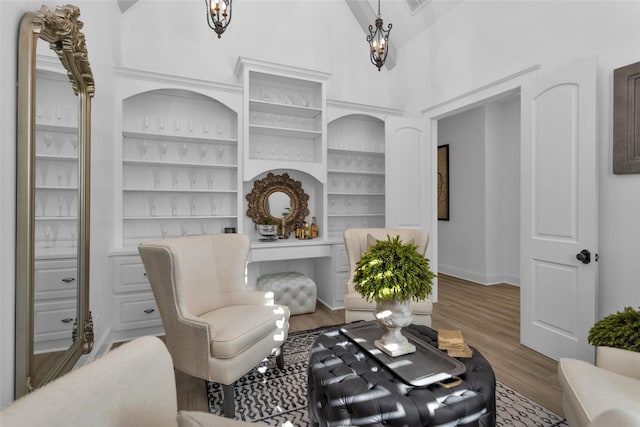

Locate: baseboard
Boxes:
[438,264,520,286]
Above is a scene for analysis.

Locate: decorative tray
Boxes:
[340,321,467,386]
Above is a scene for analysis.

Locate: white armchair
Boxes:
[558,346,640,426]
[138,234,290,417]
[343,228,433,326]
[0,336,267,426]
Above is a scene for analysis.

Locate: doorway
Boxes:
[436,95,521,288]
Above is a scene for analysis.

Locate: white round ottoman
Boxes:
[257,272,317,315]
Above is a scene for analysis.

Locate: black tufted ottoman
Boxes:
[308,324,496,427]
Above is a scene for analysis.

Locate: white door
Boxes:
[520,57,598,362]
[385,118,432,231]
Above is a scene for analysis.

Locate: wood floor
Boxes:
[138,275,564,417]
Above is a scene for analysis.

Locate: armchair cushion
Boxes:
[201,304,288,359]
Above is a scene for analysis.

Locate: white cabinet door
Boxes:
[520,57,598,362]
[385,118,432,231]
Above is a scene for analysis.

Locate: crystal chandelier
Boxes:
[367,0,392,71]
[205,0,232,39]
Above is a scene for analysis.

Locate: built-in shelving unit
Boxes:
[327,114,386,238]
[121,89,239,247]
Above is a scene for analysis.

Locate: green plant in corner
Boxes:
[587,306,640,352]
[354,235,435,303]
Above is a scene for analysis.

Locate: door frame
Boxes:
[421,65,540,301]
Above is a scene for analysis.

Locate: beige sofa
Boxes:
[1,336,265,427]
[558,346,640,427]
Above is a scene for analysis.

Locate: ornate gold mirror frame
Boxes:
[15,4,94,397]
[246,172,310,237]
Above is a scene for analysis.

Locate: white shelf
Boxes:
[123,130,237,146]
[36,123,77,133]
[123,159,237,169]
[249,99,321,118]
[249,125,321,139]
[123,215,237,220]
[327,169,385,176]
[123,188,236,193]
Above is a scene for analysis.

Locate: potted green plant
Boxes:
[588,306,640,352]
[353,235,435,356]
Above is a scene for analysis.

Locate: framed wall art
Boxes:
[613,61,640,174]
[438,144,450,221]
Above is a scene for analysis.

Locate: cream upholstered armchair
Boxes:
[138,234,290,418]
[1,336,266,426]
[558,346,640,426]
[343,228,433,326]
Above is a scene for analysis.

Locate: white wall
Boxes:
[438,107,487,281]
[437,99,520,285]
[403,0,640,317]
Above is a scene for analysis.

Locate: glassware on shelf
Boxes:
[38,193,49,217]
[189,196,197,216]
[57,195,64,217]
[152,168,162,189]
[158,115,165,131]
[203,120,210,134]
[200,221,208,235]
[64,164,73,186]
[51,223,60,247]
[44,224,52,248]
[216,146,224,161]
[174,118,181,133]
[56,166,64,187]
[38,161,50,186]
[179,222,188,237]
[198,145,208,162]
[64,194,73,216]
[178,144,189,162]
[157,142,169,159]
[208,196,217,215]
[147,194,157,217]
[160,223,168,239]
[170,169,180,189]
[170,195,179,216]
[206,170,215,190]
[137,141,149,159]
[70,136,78,156]
[189,170,198,189]
[43,133,53,153]
[69,224,76,247]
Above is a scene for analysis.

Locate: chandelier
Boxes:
[205,0,232,39]
[367,0,392,71]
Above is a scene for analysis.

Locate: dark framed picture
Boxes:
[438,145,450,221]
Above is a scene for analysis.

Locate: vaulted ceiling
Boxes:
[117,0,463,69]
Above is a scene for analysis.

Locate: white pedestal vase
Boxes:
[374,298,416,357]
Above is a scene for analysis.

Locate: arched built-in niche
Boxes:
[120,89,239,246]
[327,114,386,238]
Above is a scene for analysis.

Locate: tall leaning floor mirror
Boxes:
[15,4,95,398]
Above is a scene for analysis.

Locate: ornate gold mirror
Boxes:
[15,5,94,397]
[246,172,310,237]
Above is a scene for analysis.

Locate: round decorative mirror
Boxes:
[246,172,309,238]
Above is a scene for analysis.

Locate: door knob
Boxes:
[576,249,591,265]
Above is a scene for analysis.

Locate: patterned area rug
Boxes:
[207,326,567,426]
